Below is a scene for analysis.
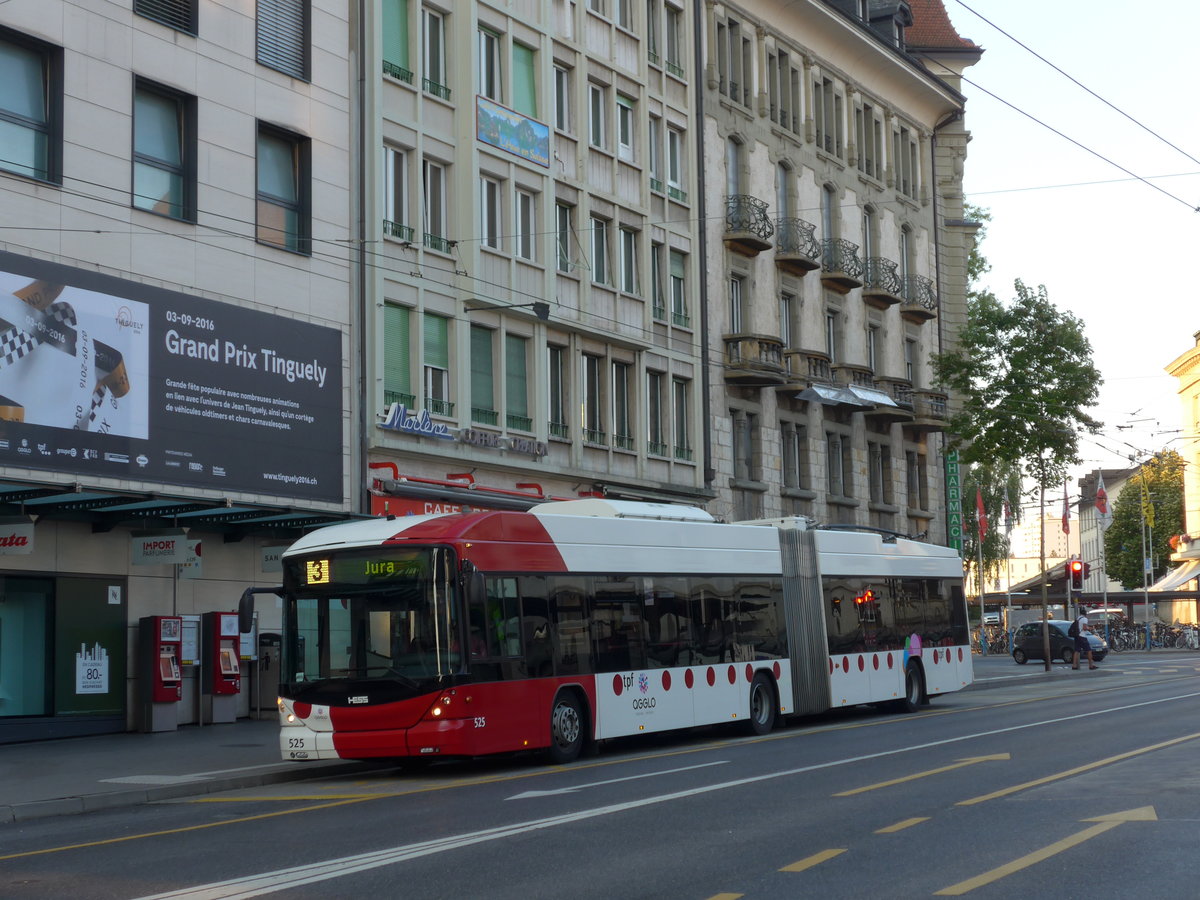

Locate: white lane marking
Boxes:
[506,760,729,799]
[134,690,1200,900]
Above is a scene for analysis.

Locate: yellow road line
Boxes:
[704,894,744,900]
[875,817,929,833]
[834,754,1009,796]
[934,807,1156,895]
[957,732,1200,806]
[780,849,845,872]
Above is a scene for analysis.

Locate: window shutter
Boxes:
[512,44,536,117]
[384,304,410,396]
[470,326,494,410]
[505,335,528,417]
[423,313,449,369]
[382,0,409,68]
[257,0,308,80]
[134,0,196,33]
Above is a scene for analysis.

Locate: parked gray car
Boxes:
[1012,620,1108,665]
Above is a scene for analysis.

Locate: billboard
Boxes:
[0,251,343,502]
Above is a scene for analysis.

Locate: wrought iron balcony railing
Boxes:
[775,217,821,260]
[424,232,452,254]
[549,421,570,439]
[864,257,902,295]
[383,61,414,84]
[384,390,416,408]
[724,195,775,243]
[383,220,414,242]
[902,274,938,313]
[423,78,451,101]
[425,397,454,417]
[506,413,533,432]
[821,238,864,279]
[471,407,498,426]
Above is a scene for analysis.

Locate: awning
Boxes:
[795,384,873,408]
[847,384,898,408]
[1148,559,1200,592]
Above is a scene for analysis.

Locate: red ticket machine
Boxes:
[202,611,241,723]
[139,615,183,732]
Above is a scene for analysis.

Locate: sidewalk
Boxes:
[0,717,383,824]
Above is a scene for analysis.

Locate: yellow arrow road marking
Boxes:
[834,754,1010,796]
[935,807,1157,895]
[876,817,929,833]
[958,732,1200,806]
[780,849,846,872]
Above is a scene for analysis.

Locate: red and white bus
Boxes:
[240,498,971,764]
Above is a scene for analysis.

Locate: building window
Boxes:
[669,249,688,327]
[813,76,843,158]
[821,183,837,240]
[480,176,501,250]
[582,354,605,443]
[423,312,451,415]
[899,225,913,280]
[904,337,917,384]
[423,158,449,251]
[650,241,665,318]
[619,227,638,294]
[869,441,893,504]
[132,79,194,221]
[867,322,880,372]
[505,334,530,430]
[895,125,918,198]
[383,302,413,407]
[646,0,661,62]
[648,116,663,191]
[906,450,928,510]
[554,65,571,131]
[855,102,882,179]
[256,125,309,253]
[664,6,683,76]
[729,275,744,333]
[382,0,412,82]
[781,422,808,490]
[588,82,607,149]
[612,360,632,449]
[716,15,751,105]
[779,292,795,348]
[422,7,449,99]
[383,145,411,240]
[616,0,633,29]
[591,217,610,285]
[556,202,574,272]
[732,410,757,481]
[470,325,496,424]
[587,0,607,16]
[767,46,800,131]
[478,28,501,101]
[548,344,568,437]
[824,308,841,364]
[862,206,877,261]
[672,377,691,459]
[666,126,685,200]
[827,430,850,496]
[515,189,535,260]
[134,0,197,34]
[256,0,309,80]
[0,30,61,183]
[616,95,635,161]
[512,43,537,117]
[647,370,665,454]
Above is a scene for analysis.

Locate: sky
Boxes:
[945,0,1200,493]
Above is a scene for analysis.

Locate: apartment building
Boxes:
[365,0,710,512]
[0,0,354,741]
[699,0,979,535]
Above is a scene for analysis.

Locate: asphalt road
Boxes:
[4,657,1200,899]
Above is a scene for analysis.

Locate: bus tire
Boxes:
[545,691,585,765]
[745,672,777,736]
[896,662,923,714]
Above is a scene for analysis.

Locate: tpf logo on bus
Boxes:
[613,671,657,710]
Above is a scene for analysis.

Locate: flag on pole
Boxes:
[1062,483,1070,534]
[1003,489,1013,533]
[1095,471,1112,532]
[976,488,988,541]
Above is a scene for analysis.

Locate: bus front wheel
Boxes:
[546,692,585,764]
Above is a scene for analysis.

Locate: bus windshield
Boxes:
[280,547,459,699]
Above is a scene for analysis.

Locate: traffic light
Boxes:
[1069,558,1084,591]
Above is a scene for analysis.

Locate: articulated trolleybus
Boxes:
[241,499,970,764]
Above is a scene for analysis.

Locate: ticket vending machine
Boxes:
[202,611,241,724]
[139,615,183,732]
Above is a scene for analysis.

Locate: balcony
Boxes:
[832,363,875,389]
[901,274,938,322]
[382,61,414,84]
[781,349,833,386]
[383,220,414,242]
[875,377,915,411]
[821,239,864,293]
[774,217,821,275]
[724,334,787,386]
[724,195,774,257]
[910,389,948,433]
[862,258,903,309]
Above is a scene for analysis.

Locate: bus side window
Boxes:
[548,577,592,676]
[483,576,522,658]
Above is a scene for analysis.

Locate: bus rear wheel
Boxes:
[546,692,585,764]
[745,672,777,736]
[895,663,923,713]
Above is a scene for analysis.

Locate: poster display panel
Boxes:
[0,251,343,502]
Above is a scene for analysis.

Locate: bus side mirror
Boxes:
[460,560,484,608]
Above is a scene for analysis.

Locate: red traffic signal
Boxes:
[1069,558,1084,590]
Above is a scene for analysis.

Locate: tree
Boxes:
[933,279,1102,487]
[1104,451,1184,590]
[963,460,1022,593]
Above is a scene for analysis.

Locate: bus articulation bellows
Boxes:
[239,498,971,764]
